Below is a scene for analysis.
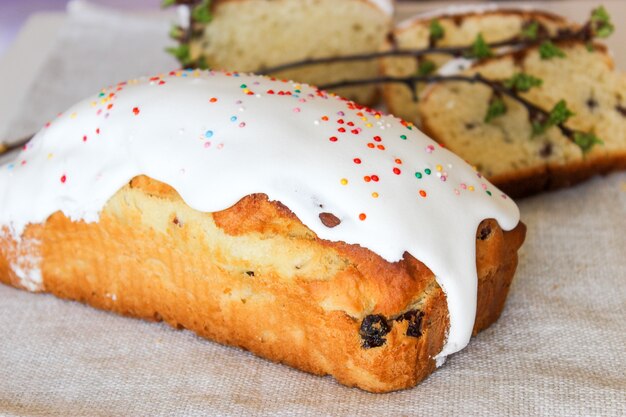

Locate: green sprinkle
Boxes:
[295,89,301,93]
[521,21,539,40]
[429,19,445,42]
[240,84,247,88]
[415,172,422,179]
[539,41,566,60]
[532,100,575,136]
[591,6,614,38]
[486,190,492,196]
[400,135,407,140]
[192,0,212,23]
[417,60,437,76]
[503,73,543,92]
[466,33,493,59]
[485,97,507,123]
[573,131,603,153]
[424,169,432,175]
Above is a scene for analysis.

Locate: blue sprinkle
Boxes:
[205,130,213,138]
[7,164,14,170]
[230,116,237,122]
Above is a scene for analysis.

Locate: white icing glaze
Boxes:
[367,0,394,16]
[0,70,519,361]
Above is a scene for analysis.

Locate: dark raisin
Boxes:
[478,224,492,240]
[586,97,598,111]
[395,310,425,338]
[359,315,390,349]
[465,122,477,130]
[616,104,626,117]
[539,142,553,158]
[245,271,255,277]
[172,217,182,227]
[319,212,341,228]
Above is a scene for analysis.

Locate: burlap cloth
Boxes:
[0,2,624,416]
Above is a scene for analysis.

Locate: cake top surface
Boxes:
[0,70,519,360]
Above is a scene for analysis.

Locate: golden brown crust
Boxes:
[0,176,525,392]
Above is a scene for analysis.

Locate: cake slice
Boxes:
[381,7,573,125]
[165,0,393,105]
[418,41,626,197]
[0,71,524,392]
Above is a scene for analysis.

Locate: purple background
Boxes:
[0,0,160,57]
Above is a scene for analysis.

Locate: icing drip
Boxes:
[0,70,519,361]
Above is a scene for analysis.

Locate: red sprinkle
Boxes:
[419,190,427,198]
[347,121,354,126]
[337,119,345,124]
[60,174,67,184]
[210,97,218,102]
[329,136,338,142]
[377,145,385,150]
[338,127,346,133]
[373,136,382,142]
[353,158,361,164]
[266,90,274,94]
[371,175,379,182]
[393,167,401,175]
[351,129,359,134]
[96,128,100,134]
[359,213,367,221]
[132,107,140,115]
[83,135,87,142]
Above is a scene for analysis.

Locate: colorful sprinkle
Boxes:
[424,169,431,175]
[415,172,422,179]
[359,213,367,221]
[205,130,214,138]
[132,107,140,115]
[210,97,218,102]
[393,167,401,175]
[353,158,361,164]
[329,136,338,142]
[419,190,427,198]
[230,116,237,122]
[400,135,407,140]
[371,192,379,198]
[60,174,67,184]
[340,178,348,185]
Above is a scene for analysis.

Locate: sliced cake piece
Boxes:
[418,41,626,197]
[381,7,573,125]
[167,0,392,105]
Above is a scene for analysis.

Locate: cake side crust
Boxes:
[0,176,525,392]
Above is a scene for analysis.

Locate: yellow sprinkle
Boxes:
[47,153,53,159]
[469,186,475,191]
[340,178,348,185]
[371,192,379,198]
[436,164,442,172]
[361,117,368,121]
[365,123,373,128]
[294,84,301,89]
[375,114,381,119]
[70,112,77,119]
[90,101,97,107]
[100,98,107,104]
[243,89,251,94]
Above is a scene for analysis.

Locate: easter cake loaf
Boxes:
[166,0,393,105]
[418,41,626,198]
[0,71,525,392]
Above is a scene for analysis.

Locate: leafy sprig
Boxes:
[590,6,614,38]
[539,41,566,59]
[429,20,445,43]
[503,73,543,92]
[532,100,575,135]
[417,60,437,76]
[466,34,493,59]
[485,96,507,123]
[521,21,539,40]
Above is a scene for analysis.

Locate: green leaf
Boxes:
[467,33,493,59]
[166,44,191,66]
[168,25,184,40]
[532,100,575,136]
[161,0,176,7]
[573,131,603,152]
[591,6,614,38]
[521,21,539,40]
[417,60,437,76]
[196,56,209,70]
[429,19,445,42]
[192,0,212,23]
[539,41,566,60]
[503,73,543,92]
[485,96,507,123]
